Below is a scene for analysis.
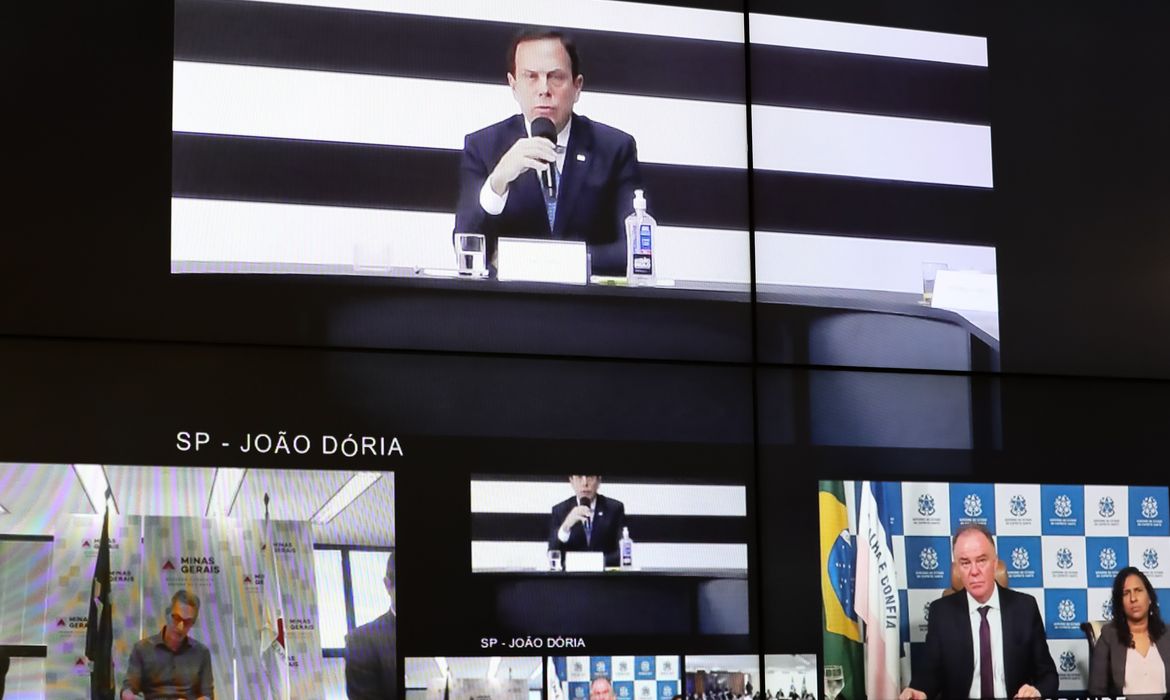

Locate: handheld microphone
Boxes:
[531,117,558,200]
[578,496,592,519]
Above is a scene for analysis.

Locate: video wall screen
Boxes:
[0,463,395,699]
[749,13,999,373]
[171,0,751,292]
[818,479,1170,698]
[171,1,1001,370]
[12,1,1170,377]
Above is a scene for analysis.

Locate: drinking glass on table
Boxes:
[453,232,487,277]
[921,262,949,305]
[823,666,844,700]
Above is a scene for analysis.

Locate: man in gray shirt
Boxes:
[121,589,213,700]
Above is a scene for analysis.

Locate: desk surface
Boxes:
[757,283,1000,347]
[170,261,998,364]
[173,261,751,301]
[176,261,997,338]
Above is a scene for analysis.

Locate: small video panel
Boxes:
[817,479,1170,698]
[470,474,751,638]
[0,463,395,699]
[405,656,542,700]
[763,654,818,700]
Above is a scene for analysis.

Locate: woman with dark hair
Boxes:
[1089,566,1170,695]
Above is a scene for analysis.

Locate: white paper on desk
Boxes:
[931,270,998,312]
[497,238,587,285]
[564,551,605,572]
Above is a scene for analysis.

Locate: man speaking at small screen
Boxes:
[899,524,1057,700]
[121,589,213,700]
[548,475,627,567]
[454,27,642,275]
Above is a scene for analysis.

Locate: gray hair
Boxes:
[170,589,201,615]
[952,522,995,549]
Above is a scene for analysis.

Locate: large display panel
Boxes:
[171,1,751,289]
[0,336,757,698]
[3,1,754,364]
[0,463,395,699]
[7,2,1170,377]
[8,333,1170,697]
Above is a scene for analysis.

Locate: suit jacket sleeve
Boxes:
[589,134,641,276]
[910,598,945,698]
[454,132,491,237]
[345,627,381,700]
[549,501,567,552]
[1022,594,1058,697]
[1087,622,1116,695]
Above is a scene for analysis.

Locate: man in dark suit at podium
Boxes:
[344,551,397,700]
[549,475,627,567]
[453,27,642,275]
[900,524,1056,700]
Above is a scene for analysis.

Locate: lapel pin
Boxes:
[577,153,587,162]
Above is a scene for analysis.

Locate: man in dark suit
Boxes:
[900,524,1057,700]
[548,475,627,567]
[453,27,642,275]
[344,551,396,700]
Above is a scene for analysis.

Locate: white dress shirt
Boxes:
[479,116,572,215]
[967,586,1007,699]
[1125,643,1167,695]
[556,495,595,543]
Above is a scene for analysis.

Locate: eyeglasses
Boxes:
[171,613,196,627]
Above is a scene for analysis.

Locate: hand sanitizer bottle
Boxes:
[620,527,634,568]
[624,189,655,286]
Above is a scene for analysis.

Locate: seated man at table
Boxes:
[453,27,642,275]
[548,475,627,567]
[121,589,213,700]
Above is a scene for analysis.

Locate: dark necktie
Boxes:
[978,605,993,699]
[543,165,558,233]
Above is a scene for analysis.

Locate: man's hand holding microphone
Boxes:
[488,117,559,198]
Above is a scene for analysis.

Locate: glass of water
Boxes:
[823,666,844,700]
[453,232,487,277]
[921,262,949,305]
[547,549,562,572]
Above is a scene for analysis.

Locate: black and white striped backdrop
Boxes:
[469,476,749,571]
[749,12,996,293]
[171,0,995,291]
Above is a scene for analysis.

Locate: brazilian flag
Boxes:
[819,480,864,700]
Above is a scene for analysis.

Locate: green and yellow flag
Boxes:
[819,480,864,700]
